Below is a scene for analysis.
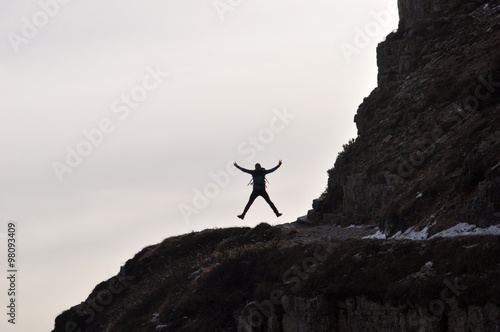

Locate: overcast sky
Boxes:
[0,1,398,330]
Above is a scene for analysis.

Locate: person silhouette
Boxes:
[234,160,282,219]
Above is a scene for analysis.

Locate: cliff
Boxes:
[310,0,500,236]
[53,0,500,331]
[53,224,500,332]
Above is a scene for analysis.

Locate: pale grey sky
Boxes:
[0,1,398,330]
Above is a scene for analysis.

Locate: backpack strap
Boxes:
[247,177,269,187]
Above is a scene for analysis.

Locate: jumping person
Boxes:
[234,160,282,219]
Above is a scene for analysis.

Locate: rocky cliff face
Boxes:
[239,294,500,332]
[310,0,500,236]
[52,224,500,332]
[53,0,500,331]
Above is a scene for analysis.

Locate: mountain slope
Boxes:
[53,223,500,331]
[53,0,500,331]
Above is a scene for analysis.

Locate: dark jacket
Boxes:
[235,164,280,190]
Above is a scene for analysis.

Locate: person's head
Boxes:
[255,163,262,170]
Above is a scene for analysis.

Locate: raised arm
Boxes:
[234,162,253,174]
[264,160,282,174]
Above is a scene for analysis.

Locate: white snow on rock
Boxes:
[430,222,500,239]
[362,223,500,240]
[393,225,429,240]
[363,230,387,239]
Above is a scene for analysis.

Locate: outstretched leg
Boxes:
[238,190,259,219]
[261,190,282,217]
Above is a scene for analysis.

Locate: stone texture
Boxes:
[236,296,500,332]
[311,0,500,235]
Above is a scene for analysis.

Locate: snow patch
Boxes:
[347,224,364,228]
[363,230,387,239]
[392,225,429,240]
[150,312,161,324]
[398,222,500,240]
[150,312,170,330]
[156,324,170,330]
[430,223,500,238]
[360,223,500,240]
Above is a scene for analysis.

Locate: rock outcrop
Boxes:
[310,0,500,236]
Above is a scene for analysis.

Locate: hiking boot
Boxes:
[237,214,245,220]
[276,212,282,217]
